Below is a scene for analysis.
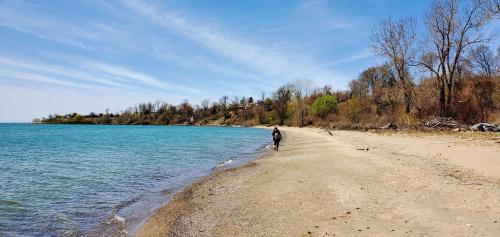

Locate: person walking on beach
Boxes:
[272,126,282,151]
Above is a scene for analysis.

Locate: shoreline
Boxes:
[133,154,274,237]
[135,127,500,236]
[126,146,274,236]
[130,126,275,237]
[82,126,272,237]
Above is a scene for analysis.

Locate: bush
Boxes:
[309,94,337,118]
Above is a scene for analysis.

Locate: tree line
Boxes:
[38,0,499,128]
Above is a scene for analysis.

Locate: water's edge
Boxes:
[88,128,273,237]
[0,124,272,236]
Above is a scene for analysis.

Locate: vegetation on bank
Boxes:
[36,0,500,128]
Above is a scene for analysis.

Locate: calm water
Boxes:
[0,124,269,236]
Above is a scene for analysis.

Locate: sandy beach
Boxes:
[135,127,500,237]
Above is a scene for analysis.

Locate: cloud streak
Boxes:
[299,0,355,30]
[321,50,374,67]
[0,56,199,95]
[0,2,272,84]
[0,5,101,49]
[0,57,122,87]
[122,0,350,87]
[0,68,102,90]
[81,60,199,94]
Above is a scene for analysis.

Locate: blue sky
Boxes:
[0,0,474,122]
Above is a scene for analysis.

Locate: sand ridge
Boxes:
[135,127,500,237]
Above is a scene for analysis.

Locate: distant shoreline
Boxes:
[26,122,263,127]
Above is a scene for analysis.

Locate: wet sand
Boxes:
[135,127,500,236]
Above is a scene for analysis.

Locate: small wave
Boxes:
[212,157,235,170]
[86,214,128,237]
[106,214,126,225]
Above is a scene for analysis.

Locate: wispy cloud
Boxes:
[298,0,355,30]
[0,5,100,49]
[81,60,199,94]
[122,0,349,87]
[0,68,102,90]
[0,2,272,83]
[321,50,374,67]
[0,56,199,95]
[151,49,263,82]
[0,57,122,87]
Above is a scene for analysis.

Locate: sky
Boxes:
[0,0,486,122]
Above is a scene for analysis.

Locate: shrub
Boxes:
[309,94,337,118]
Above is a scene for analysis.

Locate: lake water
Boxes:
[0,124,270,236]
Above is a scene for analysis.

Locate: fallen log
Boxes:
[419,117,460,129]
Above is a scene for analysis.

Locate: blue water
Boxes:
[0,124,270,236]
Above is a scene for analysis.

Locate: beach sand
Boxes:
[135,127,500,236]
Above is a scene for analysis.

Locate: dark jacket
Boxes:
[272,128,282,141]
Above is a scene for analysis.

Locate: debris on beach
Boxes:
[469,123,500,132]
[419,117,460,129]
[379,122,398,130]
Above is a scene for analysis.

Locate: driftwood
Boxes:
[419,117,460,129]
[379,122,398,129]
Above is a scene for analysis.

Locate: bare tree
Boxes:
[420,0,491,115]
[468,44,497,77]
[370,17,417,113]
[219,95,229,123]
[201,99,210,117]
[484,0,500,18]
[256,92,266,124]
[293,79,313,127]
[273,84,293,125]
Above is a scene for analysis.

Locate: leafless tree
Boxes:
[420,0,492,115]
[370,17,416,113]
[201,99,210,117]
[273,84,293,125]
[219,95,229,123]
[483,0,500,18]
[468,44,498,77]
[256,92,266,124]
[293,79,313,127]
